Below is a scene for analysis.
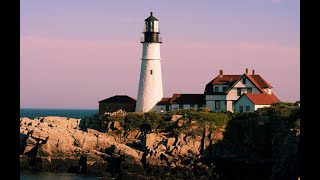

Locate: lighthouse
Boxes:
[135,12,163,112]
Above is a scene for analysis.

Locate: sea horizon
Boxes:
[20,108,99,119]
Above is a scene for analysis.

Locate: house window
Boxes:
[237,88,241,96]
[239,106,243,112]
[225,100,227,105]
[223,87,227,92]
[166,105,170,111]
[150,70,153,75]
[198,104,203,108]
[247,88,252,93]
[243,78,246,84]
[179,104,183,109]
[246,106,250,112]
[214,87,219,92]
[190,104,195,108]
[215,101,220,109]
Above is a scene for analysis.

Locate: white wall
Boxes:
[164,104,202,111]
[206,100,227,112]
[191,104,199,109]
[206,95,228,112]
[254,104,271,111]
[263,88,272,94]
[226,76,261,101]
[136,42,163,112]
[226,100,235,113]
[206,95,226,101]
[213,100,227,112]
[141,43,161,60]
[171,104,179,110]
[183,104,190,109]
[155,105,167,112]
[212,85,228,92]
[234,95,254,112]
[206,100,215,111]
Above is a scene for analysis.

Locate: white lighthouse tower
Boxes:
[135,12,163,112]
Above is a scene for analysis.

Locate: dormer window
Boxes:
[223,87,227,92]
[243,78,246,84]
[214,87,219,92]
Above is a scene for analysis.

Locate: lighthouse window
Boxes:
[150,70,153,75]
[146,21,148,31]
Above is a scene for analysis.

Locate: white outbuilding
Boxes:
[234,93,280,112]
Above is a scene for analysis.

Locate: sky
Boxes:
[20,0,300,109]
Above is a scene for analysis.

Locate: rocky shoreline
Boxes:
[20,108,299,179]
[20,116,224,179]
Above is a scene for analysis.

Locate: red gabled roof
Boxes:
[205,72,273,94]
[170,94,206,104]
[210,75,242,85]
[243,93,280,105]
[170,94,182,103]
[204,75,241,94]
[157,97,171,105]
[251,75,273,88]
[157,94,206,105]
[270,92,280,102]
[243,74,265,94]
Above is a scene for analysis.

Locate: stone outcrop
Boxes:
[20,116,225,178]
[20,116,144,176]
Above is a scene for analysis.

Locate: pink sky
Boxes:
[20,1,300,109]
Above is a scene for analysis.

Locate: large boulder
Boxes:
[145,133,166,150]
[20,116,144,175]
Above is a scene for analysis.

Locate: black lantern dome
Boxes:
[141,12,162,43]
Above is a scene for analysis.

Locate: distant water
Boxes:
[20,109,98,119]
[20,170,102,180]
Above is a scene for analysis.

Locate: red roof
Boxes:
[243,93,280,105]
[171,94,206,104]
[170,94,182,103]
[251,75,273,88]
[244,74,265,94]
[210,75,242,85]
[157,97,171,105]
[156,94,206,105]
[205,72,273,94]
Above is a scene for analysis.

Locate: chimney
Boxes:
[219,69,223,76]
[245,68,249,74]
[252,69,255,75]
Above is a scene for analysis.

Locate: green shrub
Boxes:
[123,113,145,131]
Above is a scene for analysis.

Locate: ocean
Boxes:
[20,108,99,119]
[20,108,100,179]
